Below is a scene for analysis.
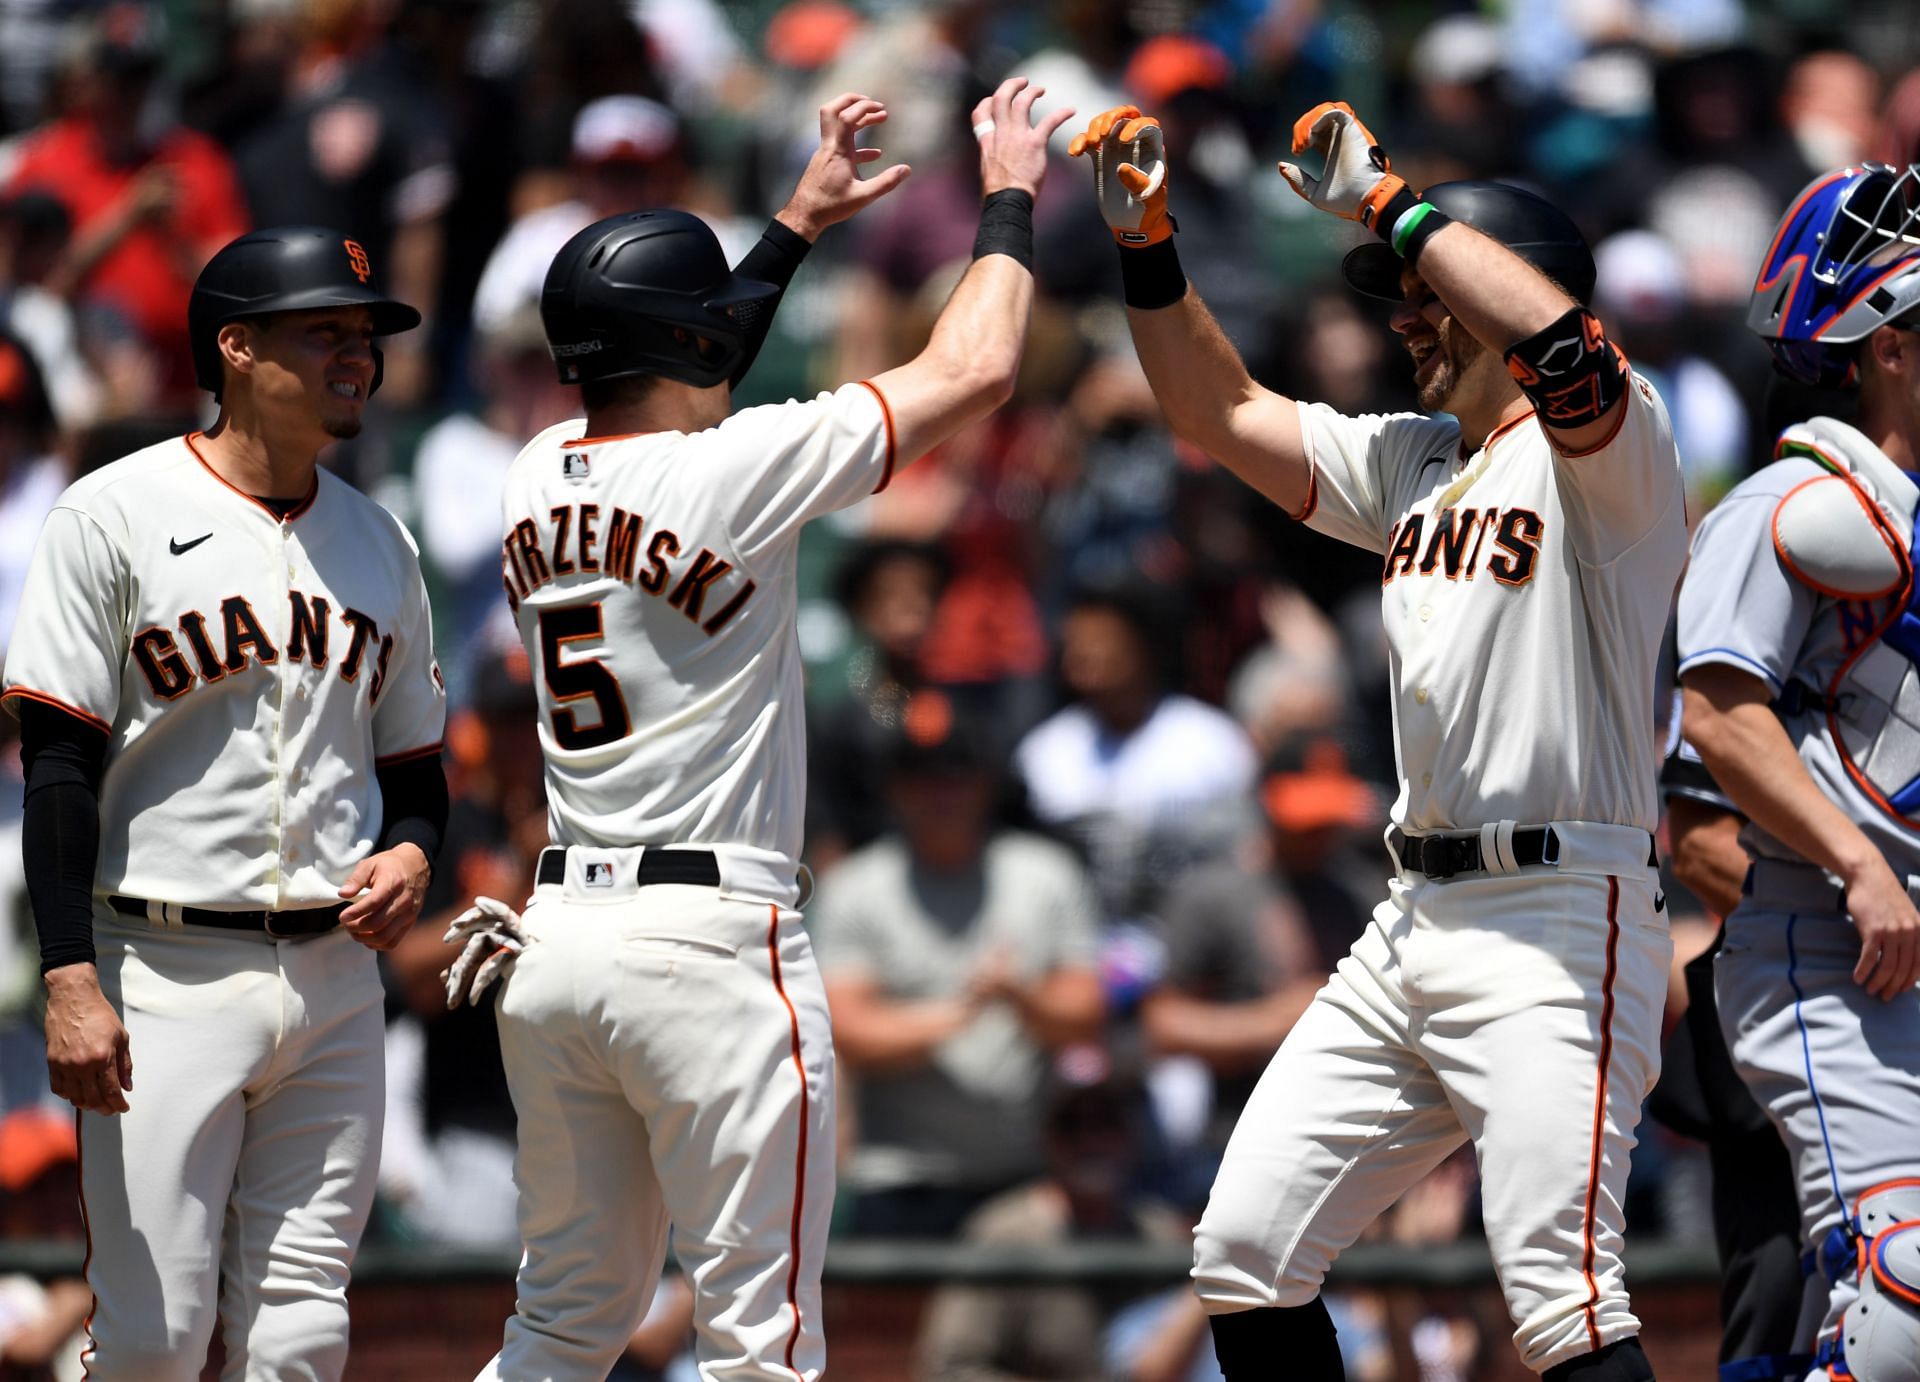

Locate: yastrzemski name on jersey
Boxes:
[2,434,446,908]
[499,499,758,638]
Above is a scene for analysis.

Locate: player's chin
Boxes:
[321,411,365,441]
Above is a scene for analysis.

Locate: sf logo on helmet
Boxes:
[344,240,373,284]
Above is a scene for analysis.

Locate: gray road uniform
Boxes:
[1676,415,1920,1381]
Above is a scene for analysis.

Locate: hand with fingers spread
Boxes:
[1068,105,1173,246]
[1843,857,1920,1001]
[780,92,913,241]
[1276,100,1411,234]
[44,964,132,1115]
[441,896,530,1008]
[973,77,1076,201]
[337,842,431,951]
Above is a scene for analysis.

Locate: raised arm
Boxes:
[1068,107,1310,515]
[866,78,1074,468]
[1278,102,1628,456]
[728,93,914,388]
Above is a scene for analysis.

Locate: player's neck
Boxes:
[1452,392,1533,456]
[1855,388,1920,472]
[583,379,731,440]
[196,412,322,501]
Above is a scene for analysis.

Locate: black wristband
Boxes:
[973,189,1034,272]
[1371,184,1421,245]
[1118,237,1187,310]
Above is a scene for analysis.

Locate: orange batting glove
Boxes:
[1068,105,1173,247]
[1277,101,1411,236]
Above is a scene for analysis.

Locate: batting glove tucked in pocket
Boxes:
[441,897,529,1008]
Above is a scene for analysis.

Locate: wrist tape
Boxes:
[974,189,1035,271]
[1504,307,1628,430]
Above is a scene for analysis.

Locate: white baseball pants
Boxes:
[1193,830,1670,1373]
[81,911,383,1382]
[478,858,835,1382]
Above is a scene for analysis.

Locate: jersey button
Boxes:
[1418,604,1432,622]
[1422,772,1432,787]
[1414,687,1428,705]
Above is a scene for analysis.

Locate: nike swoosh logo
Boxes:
[169,534,212,555]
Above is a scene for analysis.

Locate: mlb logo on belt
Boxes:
[583,860,615,887]
[563,452,591,479]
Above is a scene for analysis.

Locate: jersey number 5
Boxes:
[538,604,631,750]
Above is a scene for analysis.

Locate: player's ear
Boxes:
[216,320,258,382]
[1866,322,1905,376]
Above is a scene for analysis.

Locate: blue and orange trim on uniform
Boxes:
[1577,875,1622,1352]
[766,903,811,1379]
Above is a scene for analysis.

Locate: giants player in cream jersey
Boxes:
[440,86,1074,1380]
[4,228,448,1379]
[1070,103,1685,1378]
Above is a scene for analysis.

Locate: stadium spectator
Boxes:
[471,94,690,341]
[5,6,249,418]
[1016,584,1258,919]
[807,537,949,870]
[915,1045,1207,1382]
[810,698,1106,1238]
[0,1106,89,1376]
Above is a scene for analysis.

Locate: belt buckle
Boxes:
[1425,835,1470,880]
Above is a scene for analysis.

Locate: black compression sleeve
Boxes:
[729,217,814,388]
[375,752,450,867]
[18,701,108,973]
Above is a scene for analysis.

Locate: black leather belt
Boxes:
[1387,825,1557,880]
[109,896,344,938]
[1387,825,1658,880]
[536,847,720,889]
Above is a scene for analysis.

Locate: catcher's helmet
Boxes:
[189,226,421,399]
[1342,180,1595,305]
[540,210,777,390]
[1748,163,1920,388]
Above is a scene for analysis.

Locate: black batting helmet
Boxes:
[540,209,777,390]
[189,226,421,399]
[1341,181,1595,305]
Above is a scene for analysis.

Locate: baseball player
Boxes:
[1651,722,1806,1380]
[440,84,1073,1381]
[1678,161,1920,1382]
[1070,102,1687,1379]
[6,227,448,1380]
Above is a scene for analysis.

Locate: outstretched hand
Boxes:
[975,77,1075,201]
[778,93,912,241]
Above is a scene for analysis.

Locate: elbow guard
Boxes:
[1503,308,1628,430]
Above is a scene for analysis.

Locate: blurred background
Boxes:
[0,0,1916,1377]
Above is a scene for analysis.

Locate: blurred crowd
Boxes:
[0,0,1913,1376]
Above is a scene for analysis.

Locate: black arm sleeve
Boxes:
[18,700,109,973]
[728,217,814,388]
[375,752,450,867]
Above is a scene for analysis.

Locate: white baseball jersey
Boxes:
[498,381,894,868]
[1296,374,1688,833]
[2,433,447,907]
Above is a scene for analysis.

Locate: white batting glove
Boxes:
[1276,101,1410,235]
[441,897,529,1009]
[1068,105,1174,246]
